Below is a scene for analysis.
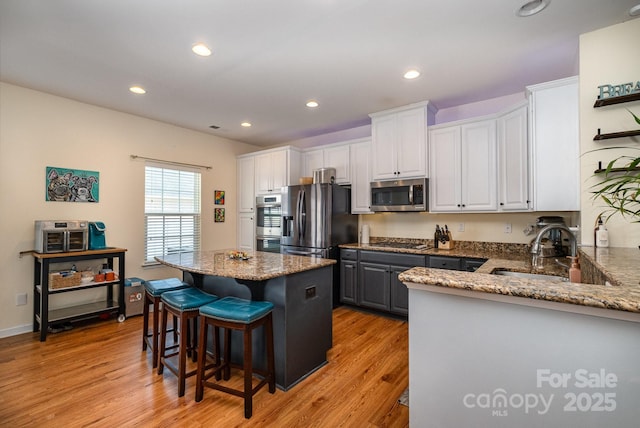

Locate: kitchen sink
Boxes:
[491,270,568,282]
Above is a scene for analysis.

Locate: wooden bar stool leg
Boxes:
[195,316,207,402]
[177,312,189,397]
[152,296,161,368]
[224,328,232,380]
[243,325,253,419]
[142,292,150,351]
[157,304,169,375]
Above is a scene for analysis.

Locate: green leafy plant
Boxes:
[590,110,640,222]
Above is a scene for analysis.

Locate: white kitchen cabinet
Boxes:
[324,145,350,183]
[527,76,579,211]
[237,212,254,251]
[497,102,530,211]
[254,147,301,195]
[429,119,497,212]
[302,149,324,178]
[349,139,373,214]
[370,102,436,180]
[237,155,255,213]
[302,144,350,184]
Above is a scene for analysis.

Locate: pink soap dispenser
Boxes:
[568,256,581,283]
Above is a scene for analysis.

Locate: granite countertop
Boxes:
[341,238,640,314]
[155,249,336,281]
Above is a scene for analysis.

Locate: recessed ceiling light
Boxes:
[630,4,640,16]
[516,0,550,17]
[306,100,319,108]
[404,69,421,79]
[192,43,212,57]
[241,122,252,127]
[129,86,146,94]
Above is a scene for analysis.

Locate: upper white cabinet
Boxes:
[349,139,373,214]
[370,102,436,180]
[497,102,530,211]
[527,76,579,211]
[302,144,351,184]
[237,155,255,213]
[429,119,497,212]
[254,147,301,195]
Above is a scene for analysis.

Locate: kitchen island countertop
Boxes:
[155,249,335,282]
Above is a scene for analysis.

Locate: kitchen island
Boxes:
[399,246,640,428]
[155,250,336,390]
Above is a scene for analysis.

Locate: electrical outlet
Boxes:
[16,293,27,306]
[458,223,465,232]
[504,223,512,234]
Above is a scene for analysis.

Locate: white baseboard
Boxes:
[0,324,33,339]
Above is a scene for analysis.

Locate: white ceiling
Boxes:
[1,0,638,147]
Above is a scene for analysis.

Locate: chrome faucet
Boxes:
[531,224,578,266]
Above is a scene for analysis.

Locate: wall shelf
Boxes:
[593,92,640,107]
[593,129,640,141]
[593,167,640,174]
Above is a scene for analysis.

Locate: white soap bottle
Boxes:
[596,224,609,248]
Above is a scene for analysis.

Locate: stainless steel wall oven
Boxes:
[255,194,281,253]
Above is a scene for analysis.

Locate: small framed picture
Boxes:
[215,190,225,205]
[214,208,225,222]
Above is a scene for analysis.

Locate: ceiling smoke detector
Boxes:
[517,0,551,17]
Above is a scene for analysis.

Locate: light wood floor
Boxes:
[0,306,408,427]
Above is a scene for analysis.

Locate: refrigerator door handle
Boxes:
[297,189,306,240]
[282,216,293,237]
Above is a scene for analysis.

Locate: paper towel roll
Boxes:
[361,224,370,244]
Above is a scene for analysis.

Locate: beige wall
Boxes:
[579,18,640,248]
[0,82,258,336]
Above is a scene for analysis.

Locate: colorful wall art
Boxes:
[46,166,99,202]
[215,190,225,205]
[214,208,225,222]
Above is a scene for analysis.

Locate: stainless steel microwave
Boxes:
[370,178,428,212]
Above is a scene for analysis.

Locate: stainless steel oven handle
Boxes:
[408,185,414,205]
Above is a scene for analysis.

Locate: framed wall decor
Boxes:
[46,166,99,202]
[215,190,225,205]
[214,208,225,222]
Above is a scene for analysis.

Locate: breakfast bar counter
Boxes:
[155,250,336,390]
[397,246,640,427]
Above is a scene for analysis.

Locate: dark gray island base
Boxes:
[155,250,336,390]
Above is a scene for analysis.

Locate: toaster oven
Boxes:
[35,220,89,253]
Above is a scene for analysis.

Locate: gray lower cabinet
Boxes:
[340,261,358,304]
[429,255,462,270]
[356,250,427,316]
[340,248,487,316]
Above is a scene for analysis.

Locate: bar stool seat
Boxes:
[157,287,218,397]
[142,278,190,368]
[195,296,275,419]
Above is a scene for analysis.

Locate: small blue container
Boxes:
[89,221,107,250]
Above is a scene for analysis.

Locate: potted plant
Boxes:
[590,110,640,222]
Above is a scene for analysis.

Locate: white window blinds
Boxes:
[144,165,201,264]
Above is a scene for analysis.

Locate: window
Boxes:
[144,164,201,264]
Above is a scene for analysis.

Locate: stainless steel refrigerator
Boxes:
[281,183,358,305]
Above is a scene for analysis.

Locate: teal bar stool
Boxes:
[157,287,218,397]
[142,278,190,368]
[195,296,275,419]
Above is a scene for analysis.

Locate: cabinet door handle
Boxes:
[500,202,504,206]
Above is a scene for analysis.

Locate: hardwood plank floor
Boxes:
[0,306,408,427]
